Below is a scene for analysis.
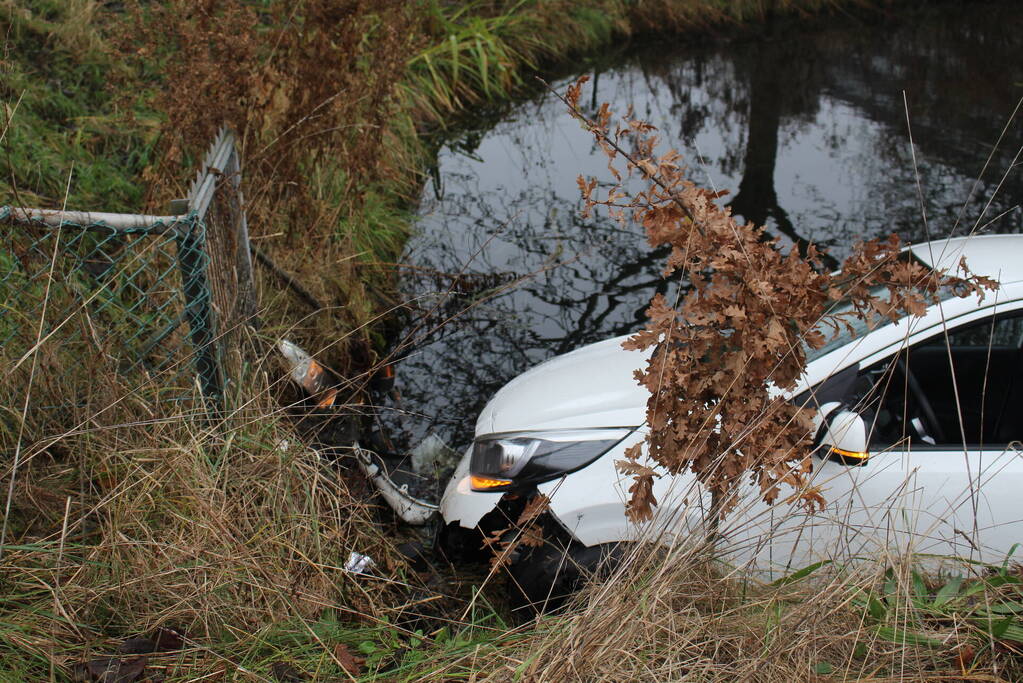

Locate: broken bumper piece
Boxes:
[353,444,439,525]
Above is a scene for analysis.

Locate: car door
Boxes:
[817,305,1023,567]
[725,304,1023,577]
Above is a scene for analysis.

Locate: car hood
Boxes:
[469,235,1023,435]
[475,334,651,435]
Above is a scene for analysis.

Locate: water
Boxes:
[373,2,1023,461]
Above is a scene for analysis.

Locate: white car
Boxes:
[430,235,1023,605]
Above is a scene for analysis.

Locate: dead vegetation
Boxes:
[458,544,1023,682]
[5,1,1019,681]
[556,75,997,521]
[0,340,417,679]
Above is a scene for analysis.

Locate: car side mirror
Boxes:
[816,406,870,466]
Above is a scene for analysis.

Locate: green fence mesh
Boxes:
[0,206,221,408]
[0,128,253,417]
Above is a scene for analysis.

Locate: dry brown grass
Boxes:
[401,538,1023,682]
[515,551,909,682]
[0,331,415,678]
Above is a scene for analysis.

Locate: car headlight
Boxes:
[469,428,632,492]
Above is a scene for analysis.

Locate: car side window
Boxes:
[918,312,1023,349]
[854,308,1023,448]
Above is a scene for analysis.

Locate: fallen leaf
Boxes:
[333,643,364,675]
[519,526,545,547]
[956,643,977,670]
[72,657,147,682]
[150,627,185,652]
[72,662,93,682]
[516,494,550,526]
[118,637,156,655]
[269,661,308,682]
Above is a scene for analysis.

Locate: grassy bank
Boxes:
[0,0,969,681]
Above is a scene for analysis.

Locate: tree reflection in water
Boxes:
[371,2,1022,462]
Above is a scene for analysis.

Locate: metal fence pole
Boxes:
[189,127,256,404]
[175,216,223,410]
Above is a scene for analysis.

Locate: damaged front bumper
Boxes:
[438,446,508,528]
[353,442,503,530]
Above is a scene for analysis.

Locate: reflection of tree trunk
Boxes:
[728,47,839,270]
[729,54,781,230]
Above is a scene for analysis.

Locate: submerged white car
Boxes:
[423,235,1023,604]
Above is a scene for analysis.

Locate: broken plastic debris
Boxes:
[344,551,375,574]
[316,387,338,408]
[370,363,396,392]
[410,433,460,475]
[279,339,338,406]
[353,445,439,525]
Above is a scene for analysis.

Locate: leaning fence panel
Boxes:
[0,126,255,418]
[0,208,209,410]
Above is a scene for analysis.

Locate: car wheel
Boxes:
[508,539,624,612]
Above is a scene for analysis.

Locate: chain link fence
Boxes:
[0,128,254,414]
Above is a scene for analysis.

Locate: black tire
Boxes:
[508,540,623,612]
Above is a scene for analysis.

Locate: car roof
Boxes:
[909,234,1023,284]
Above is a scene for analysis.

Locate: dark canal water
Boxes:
[372,2,1023,465]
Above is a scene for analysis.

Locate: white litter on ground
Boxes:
[344,551,375,574]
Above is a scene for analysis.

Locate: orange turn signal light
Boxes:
[829,446,870,463]
[470,475,512,491]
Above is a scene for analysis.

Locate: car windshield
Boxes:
[802,249,973,362]
[804,297,889,362]
[806,304,887,359]
[804,278,972,362]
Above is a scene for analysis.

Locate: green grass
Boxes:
[404,3,536,121]
[854,561,1023,652]
[1,1,161,210]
